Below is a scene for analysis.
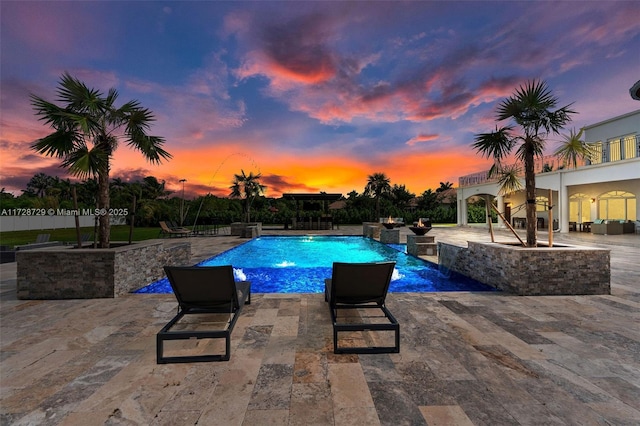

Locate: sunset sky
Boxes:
[1,1,639,199]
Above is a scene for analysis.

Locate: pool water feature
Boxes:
[135,235,495,294]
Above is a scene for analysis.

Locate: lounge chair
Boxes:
[157,265,251,363]
[35,233,50,243]
[159,221,192,237]
[324,262,400,354]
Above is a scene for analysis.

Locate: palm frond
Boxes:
[495,163,523,195]
[57,72,103,114]
[472,125,515,160]
[127,135,172,164]
[61,143,109,179]
[104,87,119,109]
[31,130,82,158]
[554,128,591,168]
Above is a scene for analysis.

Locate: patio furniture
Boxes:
[0,245,15,263]
[157,265,251,363]
[159,221,192,237]
[581,221,593,232]
[592,220,623,235]
[35,234,50,243]
[324,261,399,354]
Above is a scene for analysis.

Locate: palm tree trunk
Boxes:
[98,170,110,248]
[524,144,537,247]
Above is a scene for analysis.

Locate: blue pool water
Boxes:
[135,235,495,294]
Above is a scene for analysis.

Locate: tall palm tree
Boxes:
[554,128,592,169]
[473,80,575,247]
[364,172,391,220]
[229,170,266,222]
[30,73,171,247]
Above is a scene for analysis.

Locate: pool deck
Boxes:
[1,225,639,425]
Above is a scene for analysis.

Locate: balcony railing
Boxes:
[459,135,640,188]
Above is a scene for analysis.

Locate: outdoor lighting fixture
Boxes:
[179,179,187,225]
[591,198,596,203]
[630,80,640,101]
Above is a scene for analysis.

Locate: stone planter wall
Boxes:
[437,241,610,295]
[230,222,262,237]
[362,222,381,239]
[407,234,437,256]
[17,240,191,299]
[380,228,400,244]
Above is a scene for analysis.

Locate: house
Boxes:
[456,109,640,233]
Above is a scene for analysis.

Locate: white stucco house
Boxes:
[457,109,640,234]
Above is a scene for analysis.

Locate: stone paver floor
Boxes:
[1,226,639,425]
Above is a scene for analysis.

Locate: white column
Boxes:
[495,194,504,228]
[559,172,569,233]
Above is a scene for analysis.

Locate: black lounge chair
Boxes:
[35,233,50,243]
[157,265,251,363]
[324,262,400,354]
[159,221,192,237]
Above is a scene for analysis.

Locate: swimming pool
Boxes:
[135,235,494,294]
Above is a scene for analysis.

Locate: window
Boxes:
[535,196,549,213]
[608,138,621,162]
[598,190,636,220]
[569,193,591,223]
[623,134,637,159]
[589,142,603,164]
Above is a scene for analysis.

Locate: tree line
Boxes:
[0,172,481,227]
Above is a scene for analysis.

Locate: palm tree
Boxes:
[473,80,575,247]
[554,128,592,169]
[30,73,171,247]
[494,163,523,195]
[364,172,391,220]
[436,181,454,193]
[391,184,415,210]
[24,173,55,198]
[229,170,266,222]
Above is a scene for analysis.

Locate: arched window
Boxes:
[570,193,591,223]
[598,191,636,220]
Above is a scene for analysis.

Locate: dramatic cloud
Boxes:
[406,134,439,146]
[1,1,638,198]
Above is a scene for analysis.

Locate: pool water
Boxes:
[135,235,495,294]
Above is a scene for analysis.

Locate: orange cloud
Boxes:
[405,133,439,146]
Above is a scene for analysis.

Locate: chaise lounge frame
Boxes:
[157,265,251,363]
[325,261,400,354]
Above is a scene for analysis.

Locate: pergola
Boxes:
[282,193,343,230]
[282,193,343,202]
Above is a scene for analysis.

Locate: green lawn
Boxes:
[0,226,162,248]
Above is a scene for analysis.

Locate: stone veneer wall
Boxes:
[407,234,437,256]
[17,240,190,299]
[437,241,610,295]
[362,222,381,239]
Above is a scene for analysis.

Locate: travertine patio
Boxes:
[1,226,639,425]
